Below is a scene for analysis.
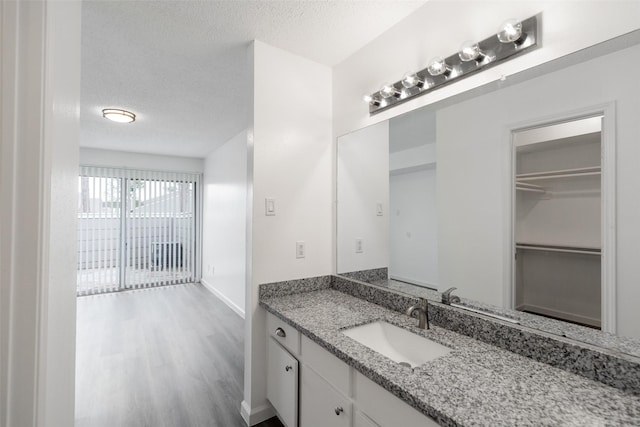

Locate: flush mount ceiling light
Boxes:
[363,14,540,115]
[102,108,136,123]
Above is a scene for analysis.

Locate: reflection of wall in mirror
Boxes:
[390,166,437,288]
[337,121,389,274]
[437,43,640,338]
[388,110,438,288]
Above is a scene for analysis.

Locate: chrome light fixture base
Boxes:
[365,14,540,115]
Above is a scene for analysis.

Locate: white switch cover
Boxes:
[355,238,363,253]
[265,198,276,216]
[376,202,383,216]
[296,241,305,259]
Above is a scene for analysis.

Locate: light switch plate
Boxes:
[376,202,383,216]
[265,198,276,216]
[296,241,305,259]
[355,238,363,253]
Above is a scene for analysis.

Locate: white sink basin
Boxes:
[342,321,451,368]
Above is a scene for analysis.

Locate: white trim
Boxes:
[600,104,617,334]
[1,2,81,425]
[240,400,275,426]
[505,103,617,334]
[201,279,245,319]
[196,173,204,282]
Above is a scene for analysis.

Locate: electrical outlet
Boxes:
[296,241,305,259]
[355,238,363,253]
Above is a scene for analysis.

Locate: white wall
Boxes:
[243,41,332,425]
[333,1,640,137]
[436,43,640,338]
[336,121,389,274]
[80,147,204,173]
[0,1,81,425]
[201,130,248,317]
[390,166,437,287]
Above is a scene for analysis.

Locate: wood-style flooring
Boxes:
[76,283,283,427]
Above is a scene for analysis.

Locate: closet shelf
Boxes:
[516,166,601,182]
[516,243,601,256]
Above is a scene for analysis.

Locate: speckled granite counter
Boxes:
[260,287,640,426]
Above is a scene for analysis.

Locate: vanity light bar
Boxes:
[364,14,540,115]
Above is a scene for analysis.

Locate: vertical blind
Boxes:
[77,166,201,295]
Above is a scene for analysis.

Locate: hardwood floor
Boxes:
[76,283,283,427]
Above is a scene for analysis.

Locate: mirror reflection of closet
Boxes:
[514,116,603,329]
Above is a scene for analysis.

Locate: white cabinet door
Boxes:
[354,372,439,427]
[267,337,299,427]
[300,365,352,427]
[354,411,380,427]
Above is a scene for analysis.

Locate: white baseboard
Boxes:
[517,303,601,328]
[240,400,275,426]
[200,278,245,319]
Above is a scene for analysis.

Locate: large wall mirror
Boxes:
[336,30,640,353]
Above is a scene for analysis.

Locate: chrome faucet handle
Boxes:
[442,287,459,305]
[406,298,429,329]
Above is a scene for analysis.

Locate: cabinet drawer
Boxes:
[267,312,301,356]
[301,335,351,397]
[354,372,438,427]
[300,365,352,427]
[267,338,298,427]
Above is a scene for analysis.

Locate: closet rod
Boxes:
[516,166,601,179]
[516,186,545,194]
[515,181,543,189]
[516,244,601,256]
[517,171,601,182]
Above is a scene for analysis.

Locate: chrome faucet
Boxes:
[406,298,429,329]
[441,287,461,305]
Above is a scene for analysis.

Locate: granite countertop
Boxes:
[260,288,640,427]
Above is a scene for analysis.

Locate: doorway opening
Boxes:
[510,112,615,331]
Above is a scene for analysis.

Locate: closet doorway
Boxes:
[511,112,615,332]
[76,167,201,295]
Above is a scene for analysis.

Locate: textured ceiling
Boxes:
[80,0,426,158]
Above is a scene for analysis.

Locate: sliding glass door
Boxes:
[76,167,200,295]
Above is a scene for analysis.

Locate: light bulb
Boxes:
[362,93,380,106]
[380,83,399,98]
[458,40,485,62]
[427,57,451,77]
[497,19,524,44]
[401,72,424,89]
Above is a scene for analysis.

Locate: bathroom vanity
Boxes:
[266,311,437,427]
[259,276,640,427]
